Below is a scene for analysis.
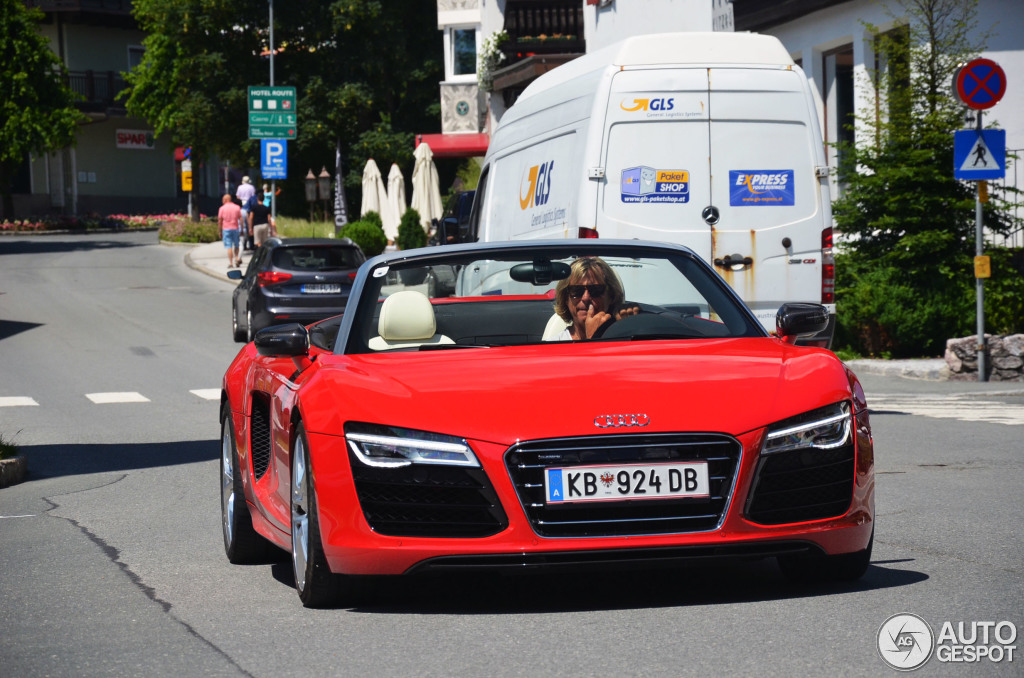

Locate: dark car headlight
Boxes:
[344,423,479,468]
[762,401,852,454]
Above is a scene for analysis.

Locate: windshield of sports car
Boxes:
[343,243,765,353]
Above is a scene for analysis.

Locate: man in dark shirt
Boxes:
[247,193,276,246]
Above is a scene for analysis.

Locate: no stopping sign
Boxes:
[954,58,1007,110]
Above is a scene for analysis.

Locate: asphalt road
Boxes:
[1,232,1021,677]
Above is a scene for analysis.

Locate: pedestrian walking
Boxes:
[248,192,276,247]
[236,176,257,251]
[217,194,243,268]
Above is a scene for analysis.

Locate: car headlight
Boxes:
[762,401,852,454]
[344,423,479,468]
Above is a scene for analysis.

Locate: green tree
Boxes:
[832,0,1021,357]
[0,0,84,218]
[123,0,443,220]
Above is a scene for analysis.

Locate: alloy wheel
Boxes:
[291,435,310,593]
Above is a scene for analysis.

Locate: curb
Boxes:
[0,456,27,489]
[845,359,949,381]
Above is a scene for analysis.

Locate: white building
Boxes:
[429,0,1023,244]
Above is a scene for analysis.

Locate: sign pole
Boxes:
[269,0,276,225]
[975,111,987,382]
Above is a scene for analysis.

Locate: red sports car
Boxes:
[220,240,874,607]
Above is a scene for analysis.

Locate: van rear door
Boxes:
[599,68,712,260]
[708,67,826,327]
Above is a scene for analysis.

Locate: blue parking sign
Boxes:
[261,139,287,180]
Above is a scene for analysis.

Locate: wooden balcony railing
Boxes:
[500,0,585,65]
[66,70,127,112]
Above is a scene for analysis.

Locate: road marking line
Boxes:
[0,515,37,519]
[869,395,1024,426]
[190,389,220,400]
[86,392,150,404]
[0,397,39,407]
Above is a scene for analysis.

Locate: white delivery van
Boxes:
[467,32,835,346]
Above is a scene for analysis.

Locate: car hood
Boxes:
[302,339,853,445]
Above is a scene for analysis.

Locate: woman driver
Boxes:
[551,257,638,340]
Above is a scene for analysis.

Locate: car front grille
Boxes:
[505,433,742,538]
[250,394,271,480]
[745,445,855,525]
[349,451,508,538]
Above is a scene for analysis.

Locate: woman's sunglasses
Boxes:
[567,284,606,299]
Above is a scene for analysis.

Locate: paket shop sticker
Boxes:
[621,166,690,204]
[729,170,795,206]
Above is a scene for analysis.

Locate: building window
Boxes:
[452,28,477,76]
[128,45,145,71]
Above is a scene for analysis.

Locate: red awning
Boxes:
[415,133,489,158]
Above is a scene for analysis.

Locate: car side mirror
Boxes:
[227,269,243,280]
[439,216,459,245]
[776,303,829,344]
[255,323,310,357]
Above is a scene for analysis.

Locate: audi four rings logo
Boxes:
[594,414,650,428]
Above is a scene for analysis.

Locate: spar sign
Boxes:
[116,129,156,150]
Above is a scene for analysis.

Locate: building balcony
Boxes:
[491,0,585,107]
[25,0,133,14]
[66,70,127,115]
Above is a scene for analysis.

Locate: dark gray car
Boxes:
[229,237,365,342]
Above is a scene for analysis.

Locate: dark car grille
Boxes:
[250,394,272,480]
[505,433,742,538]
[745,445,855,525]
[349,451,508,538]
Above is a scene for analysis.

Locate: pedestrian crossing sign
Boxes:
[954,129,1005,180]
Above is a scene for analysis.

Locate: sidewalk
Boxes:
[180,239,255,283]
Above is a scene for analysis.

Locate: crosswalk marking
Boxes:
[1,391,220,406]
[86,392,151,404]
[868,394,1024,426]
[0,397,39,407]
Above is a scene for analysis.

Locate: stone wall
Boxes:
[945,334,1024,381]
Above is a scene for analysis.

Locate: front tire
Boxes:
[232,301,246,342]
[778,530,873,583]
[291,423,345,607]
[221,409,275,563]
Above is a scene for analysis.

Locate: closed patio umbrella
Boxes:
[387,162,408,230]
[411,142,443,233]
[360,158,395,240]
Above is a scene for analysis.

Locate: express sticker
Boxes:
[621,166,689,204]
[729,170,795,206]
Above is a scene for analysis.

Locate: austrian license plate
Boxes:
[545,462,709,504]
[301,284,342,294]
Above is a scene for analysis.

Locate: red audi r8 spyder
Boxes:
[220,240,874,607]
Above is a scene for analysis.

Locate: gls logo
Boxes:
[620,98,675,112]
[519,161,554,209]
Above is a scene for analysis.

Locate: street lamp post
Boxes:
[318,167,331,223]
[304,169,317,224]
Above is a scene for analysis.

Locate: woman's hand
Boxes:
[583,306,612,339]
[616,305,641,320]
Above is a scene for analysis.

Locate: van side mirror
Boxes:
[776,303,829,344]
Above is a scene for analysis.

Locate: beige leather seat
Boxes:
[368,290,455,350]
